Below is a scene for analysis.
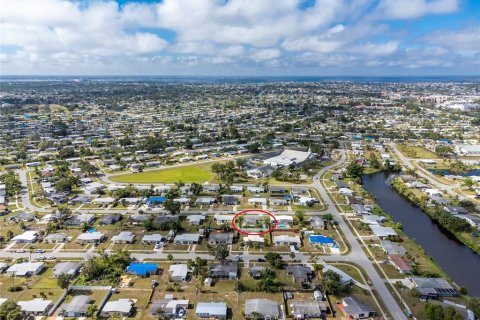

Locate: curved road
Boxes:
[11,148,407,319]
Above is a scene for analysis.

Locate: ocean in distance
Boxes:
[1,75,479,83]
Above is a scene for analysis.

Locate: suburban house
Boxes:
[243,235,265,246]
[100,214,121,225]
[53,262,82,277]
[286,265,314,283]
[174,233,201,245]
[195,302,227,319]
[76,232,105,244]
[150,295,189,318]
[169,264,190,282]
[248,266,265,279]
[11,231,38,243]
[208,233,234,245]
[388,254,412,274]
[247,186,265,193]
[44,233,68,243]
[18,298,52,316]
[310,217,327,229]
[352,204,370,215]
[369,225,397,240]
[222,195,239,205]
[127,263,159,277]
[291,301,328,320]
[409,277,460,299]
[10,212,36,222]
[248,197,267,206]
[195,197,216,205]
[269,186,288,194]
[244,299,280,320]
[142,234,164,245]
[214,215,233,224]
[275,215,294,228]
[100,299,134,317]
[274,235,301,247]
[67,213,95,226]
[111,231,135,244]
[7,262,44,277]
[270,198,288,206]
[443,206,468,215]
[187,215,206,225]
[62,295,91,318]
[339,297,376,320]
[208,262,238,279]
[380,241,407,255]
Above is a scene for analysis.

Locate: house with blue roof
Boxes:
[126,263,159,277]
[147,196,166,204]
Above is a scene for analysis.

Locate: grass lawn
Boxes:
[397,144,437,159]
[110,162,219,183]
[330,263,368,285]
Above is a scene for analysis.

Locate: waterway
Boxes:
[362,171,480,297]
[429,169,480,177]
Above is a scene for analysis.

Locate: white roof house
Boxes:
[101,299,134,316]
[370,225,397,239]
[248,197,267,205]
[169,264,189,281]
[76,232,105,243]
[18,298,52,315]
[142,234,164,244]
[7,262,44,277]
[196,302,227,319]
[174,233,200,244]
[274,235,301,246]
[243,235,265,244]
[53,262,81,277]
[111,231,135,243]
[11,231,38,243]
[362,215,386,225]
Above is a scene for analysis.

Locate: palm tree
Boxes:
[312,262,324,278]
[263,216,273,243]
[237,216,244,228]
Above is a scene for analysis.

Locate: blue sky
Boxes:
[1,0,479,75]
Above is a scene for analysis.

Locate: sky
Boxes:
[0,0,479,76]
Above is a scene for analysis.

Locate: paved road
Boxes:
[11,148,407,319]
[310,148,407,320]
[388,143,459,196]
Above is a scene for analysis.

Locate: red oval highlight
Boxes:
[230,209,278,236]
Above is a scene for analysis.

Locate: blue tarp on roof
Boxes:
[127,263,158,276]
[309,234,335,245]
[284,195,291,200]
[146,196,166,204]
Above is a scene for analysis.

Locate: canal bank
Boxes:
[362,171,480,297]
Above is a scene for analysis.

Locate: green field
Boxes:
[110,162,217,183]
[397,144,437,159]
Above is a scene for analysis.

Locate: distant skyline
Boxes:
[1,0,479,76]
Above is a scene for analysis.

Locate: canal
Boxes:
[362,171,480,297]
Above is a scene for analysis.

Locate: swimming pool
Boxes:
[87,227,97,233]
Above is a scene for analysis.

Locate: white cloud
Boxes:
[0,0,475,75]
[425,27,480,54]
[250,48,281,60]
[376,0,460,19]
[352,41,399,55]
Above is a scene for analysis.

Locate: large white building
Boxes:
[455,145,480,156]
[263,148,314,167]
